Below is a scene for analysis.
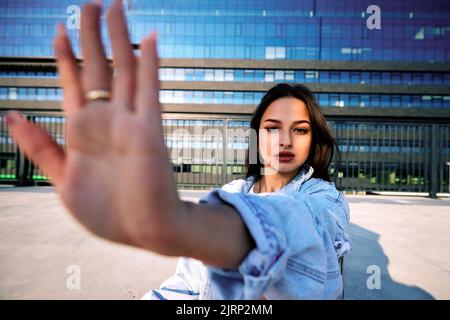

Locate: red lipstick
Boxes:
[277,151,295,162]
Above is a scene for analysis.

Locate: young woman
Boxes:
[5,0,351,300]
[143,83,352,300]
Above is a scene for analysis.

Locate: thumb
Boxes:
[6,111,65,186]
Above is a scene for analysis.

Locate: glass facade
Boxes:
[2,86,450,109]
[2,68,450,85]
[0,0,449,61]
[159,68,450,85]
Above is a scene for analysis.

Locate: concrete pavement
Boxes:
[0,186,449,299]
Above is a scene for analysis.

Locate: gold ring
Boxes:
[85,90,111,101]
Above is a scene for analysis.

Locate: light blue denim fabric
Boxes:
[142,164,352,300]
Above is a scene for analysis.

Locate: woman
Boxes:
[143,83,352,300]
[5,0,351,300]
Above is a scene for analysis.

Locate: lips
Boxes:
[277,151,295,162]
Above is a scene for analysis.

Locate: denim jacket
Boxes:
[142,164,352,300]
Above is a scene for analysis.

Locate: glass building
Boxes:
[0,0,449,195]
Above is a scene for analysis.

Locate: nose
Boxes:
[279,129,292,148]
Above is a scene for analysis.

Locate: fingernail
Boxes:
[5,111,22,125]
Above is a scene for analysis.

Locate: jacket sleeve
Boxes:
[299,179,352,259]
[198,188,330,299]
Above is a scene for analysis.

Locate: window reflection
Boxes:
[1,86,449,109]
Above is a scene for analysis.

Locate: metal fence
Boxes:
[331,121,449,195]
[1,112,449,196]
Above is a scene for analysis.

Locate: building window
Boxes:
[285,70,295,81]
[174,68,184,81]
[305,71,318,81]
[329,72,339,83]
[8,87,17,100]
[244,69,254,81]
[205,69,214,81]
[275,47,286,59]
[265,46,286,59]
[224,70,234,82]
[275,70,284,81]
[214,69,225,82]
[265,47,275,59]
[265,70,275,82]
[350,72,360,83]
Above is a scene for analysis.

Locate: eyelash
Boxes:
[264,127,309,134]
[294,128,309,134]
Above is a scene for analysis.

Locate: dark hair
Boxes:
[245,83,340,183]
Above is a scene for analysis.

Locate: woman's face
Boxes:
[258,97,312,175]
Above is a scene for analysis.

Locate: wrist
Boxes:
[132,197,186,256]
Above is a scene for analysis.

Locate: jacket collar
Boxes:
[222,164,314,193]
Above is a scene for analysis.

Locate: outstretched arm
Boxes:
[6,0,253,269]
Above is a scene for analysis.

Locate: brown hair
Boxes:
[245,83,340,182]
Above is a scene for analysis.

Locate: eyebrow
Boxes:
[263,119,311,125]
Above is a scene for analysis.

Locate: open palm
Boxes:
[7,0,182,248]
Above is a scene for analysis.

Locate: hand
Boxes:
[7,0,254,268]
[6,0,182,251]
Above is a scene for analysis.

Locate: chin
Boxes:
[273,162,302,174]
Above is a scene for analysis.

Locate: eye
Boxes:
[264,127,279,133]
[294,128,309,134]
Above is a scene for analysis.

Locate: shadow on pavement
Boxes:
[344,223,435,300]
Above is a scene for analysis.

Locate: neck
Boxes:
[257,168,299,193]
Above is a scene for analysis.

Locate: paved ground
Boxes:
[0,186,449,300]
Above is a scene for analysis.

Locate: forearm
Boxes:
[183,201,255,268]
[148,200,255,270]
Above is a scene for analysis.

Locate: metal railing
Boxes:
[1,112,449,197]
